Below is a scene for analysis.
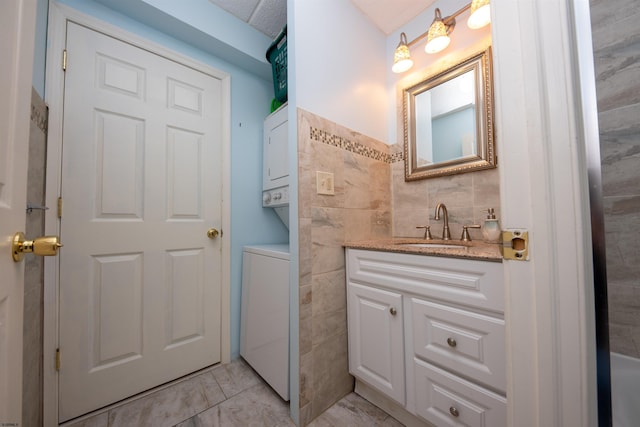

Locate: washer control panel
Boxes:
[263,186,289,208]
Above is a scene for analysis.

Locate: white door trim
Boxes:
[492,0,598,426]
[43,4,231,425]
[0,0,36,423]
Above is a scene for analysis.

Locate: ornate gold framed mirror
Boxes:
[403,47,495,180]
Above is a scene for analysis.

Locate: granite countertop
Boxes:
[344,237,503,262]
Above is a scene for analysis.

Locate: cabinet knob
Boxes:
[389,307,397,316]
[449,406,460,417]
[447,337,457,347]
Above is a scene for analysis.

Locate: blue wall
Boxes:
[432,106,475,163]
[43,0,289,358]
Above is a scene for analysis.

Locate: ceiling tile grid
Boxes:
[208,0,432,40]
[208,0,285,39]
[249,0,287,38]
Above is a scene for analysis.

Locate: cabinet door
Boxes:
[347,282,405,405]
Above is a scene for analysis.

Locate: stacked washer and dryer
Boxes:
[240,104,290,401]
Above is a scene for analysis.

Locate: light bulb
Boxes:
[392,32,414,73]
[425,35,450,54]
[468,0,491,29]
[425,9,452,54]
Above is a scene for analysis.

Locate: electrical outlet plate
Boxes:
[316,171,335,195]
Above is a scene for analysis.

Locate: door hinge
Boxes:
[55,348,61,371]
[57,197,63,218]
[62,49,67,71]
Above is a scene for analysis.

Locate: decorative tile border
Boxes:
[310,126,403,163]
[389,151,403,163]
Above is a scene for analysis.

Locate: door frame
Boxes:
[43,4,231,425]
[492,0,599,425]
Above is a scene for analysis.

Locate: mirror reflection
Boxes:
[415,70,476,165]
[404,47,495,180]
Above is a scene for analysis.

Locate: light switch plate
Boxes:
[316,171,335,195]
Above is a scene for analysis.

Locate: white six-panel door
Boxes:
[0,0,36,423]
[58,22,223,421]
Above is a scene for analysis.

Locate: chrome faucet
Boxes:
[434,202,451,240]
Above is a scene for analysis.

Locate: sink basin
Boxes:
[399,243,466,249]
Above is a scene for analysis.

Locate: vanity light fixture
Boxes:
[392,32,414,73]
[424,8,453,54]
[391,0,491,73]
[468,0,491,29]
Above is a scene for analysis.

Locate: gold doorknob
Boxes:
[207,228,219,239]
[12,232,63,262]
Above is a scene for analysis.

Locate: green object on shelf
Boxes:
[266,26,287,103]
[270,99,283,113]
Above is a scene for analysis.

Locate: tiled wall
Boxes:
[297,109,392,425]
[590,0,640,357]
[23,88,48,427]
[296,103,501,425]
[390,147,500,241]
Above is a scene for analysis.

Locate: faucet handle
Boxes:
[460,224,481,242]
[416,225,432,240]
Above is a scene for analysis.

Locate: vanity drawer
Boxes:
[346,249,504,313]
[414,359,506,427]
[411,297,505,392]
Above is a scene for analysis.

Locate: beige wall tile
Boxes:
[311,270,346,317]
[300,317,313,356]
[299,217,313,286]
[344,209,372,241]
[297,109,393,423]
[300,351,314,409]
[23,88,48,427]
[299,403,313,427]
[311,332,352,419]
[390,142,500,242]
[371,209,392,239]
[311,207,346,274]
[311,309,347,347]
[297,107,500,424]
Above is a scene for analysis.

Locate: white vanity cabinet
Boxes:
[347,282,405,405]
[346,248,507,427]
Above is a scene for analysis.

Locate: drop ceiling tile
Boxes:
[207,0,429,41]
[208,0,260,22]
[249,0,287,39]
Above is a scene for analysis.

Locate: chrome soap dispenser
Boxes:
[482,208,501,243]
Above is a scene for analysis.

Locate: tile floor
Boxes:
[63,358,403,427]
